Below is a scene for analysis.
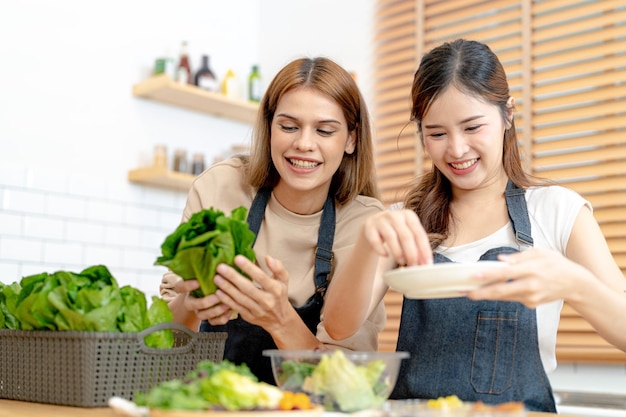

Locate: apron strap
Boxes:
[314,193,335,297]
[247,187,271,245]
[247,187,335,294]
[504,180,534,246]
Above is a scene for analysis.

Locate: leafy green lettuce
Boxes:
[283,350,388,412]
[0,265,174,348]
[154,206,256,297]
[134,359,283,411]
[0,281,21,330]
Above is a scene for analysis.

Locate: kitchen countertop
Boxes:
[1,400,116,417]
[0,399,571,417]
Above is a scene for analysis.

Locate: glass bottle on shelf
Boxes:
[248,65,262,102]
[175,41,192,85]
[195,55,219,92]
[221,68,239,99]
[163,48,176,79]
[172,149,188,173]
[191,152,205,175]
[153,144,168,168]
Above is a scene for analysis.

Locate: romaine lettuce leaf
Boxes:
[0,265,174,348]
[154,206,256,297]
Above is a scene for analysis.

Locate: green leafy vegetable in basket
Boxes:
[0,265,174,348]
[134,359,283,411]
[0,281,21,330]
[154,206,256,298]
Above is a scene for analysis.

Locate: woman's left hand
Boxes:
[210,254,294,331]
[467,248,590,308]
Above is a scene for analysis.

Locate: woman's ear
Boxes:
[345,131,356,154]
[506,96,515,129]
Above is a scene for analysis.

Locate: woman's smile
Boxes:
[287,157,321,169]
[449,158,479,173]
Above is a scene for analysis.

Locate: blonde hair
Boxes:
[243,57,378,204]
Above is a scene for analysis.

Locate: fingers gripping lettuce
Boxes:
[155,207,256,297]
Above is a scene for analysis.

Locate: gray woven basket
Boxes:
[0,322,227,407]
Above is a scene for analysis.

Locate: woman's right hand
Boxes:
[173,279,234,326]
[362,209,433,266]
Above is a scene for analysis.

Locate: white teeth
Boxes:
[450,159,477,170]
[289,159,319,168]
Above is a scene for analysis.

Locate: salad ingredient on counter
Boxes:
[276,350,389,413]
[427,395,464,409]
[134,359,313,412]
[385,396,526,416]
[154,206,256,298]
[0,265,173,348]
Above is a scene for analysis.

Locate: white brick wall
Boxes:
[0,163,186,301]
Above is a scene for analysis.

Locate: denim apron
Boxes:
[199,187,335,384]
[391,181,556,412]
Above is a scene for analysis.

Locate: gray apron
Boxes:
[391,181,556,412]
[199,187,335,384]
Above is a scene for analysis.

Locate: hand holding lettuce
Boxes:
[154,206,256,298]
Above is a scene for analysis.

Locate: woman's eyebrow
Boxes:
[423,114,485,129]
[275,113,342,125]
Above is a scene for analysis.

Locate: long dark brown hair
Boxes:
[243,57,379,204]
[403,39,541,248]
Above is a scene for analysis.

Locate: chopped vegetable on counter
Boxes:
[134,359,313,411]
[154,206,256,298]
[280,350,389,413]
[427,395,464,409]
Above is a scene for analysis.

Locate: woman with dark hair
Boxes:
[325,39,626,412]
[161,57,386,384]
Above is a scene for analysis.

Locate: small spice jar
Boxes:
[191,152,205,175]
[153,144,168,168]
[172,149,188,173]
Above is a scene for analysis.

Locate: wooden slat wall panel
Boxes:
[531,1,626,297]
[373,0,419,206]
[557,304,625,362]
[373,0,626,362]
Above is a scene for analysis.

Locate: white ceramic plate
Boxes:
[383,261,506,299]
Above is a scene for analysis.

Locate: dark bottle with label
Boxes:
[195,55,219,92]
[175,41,192,85]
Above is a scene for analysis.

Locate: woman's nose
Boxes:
[294,129,315,151]
[447,134,469,158]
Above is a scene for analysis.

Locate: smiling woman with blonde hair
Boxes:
[160,56,386,384]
